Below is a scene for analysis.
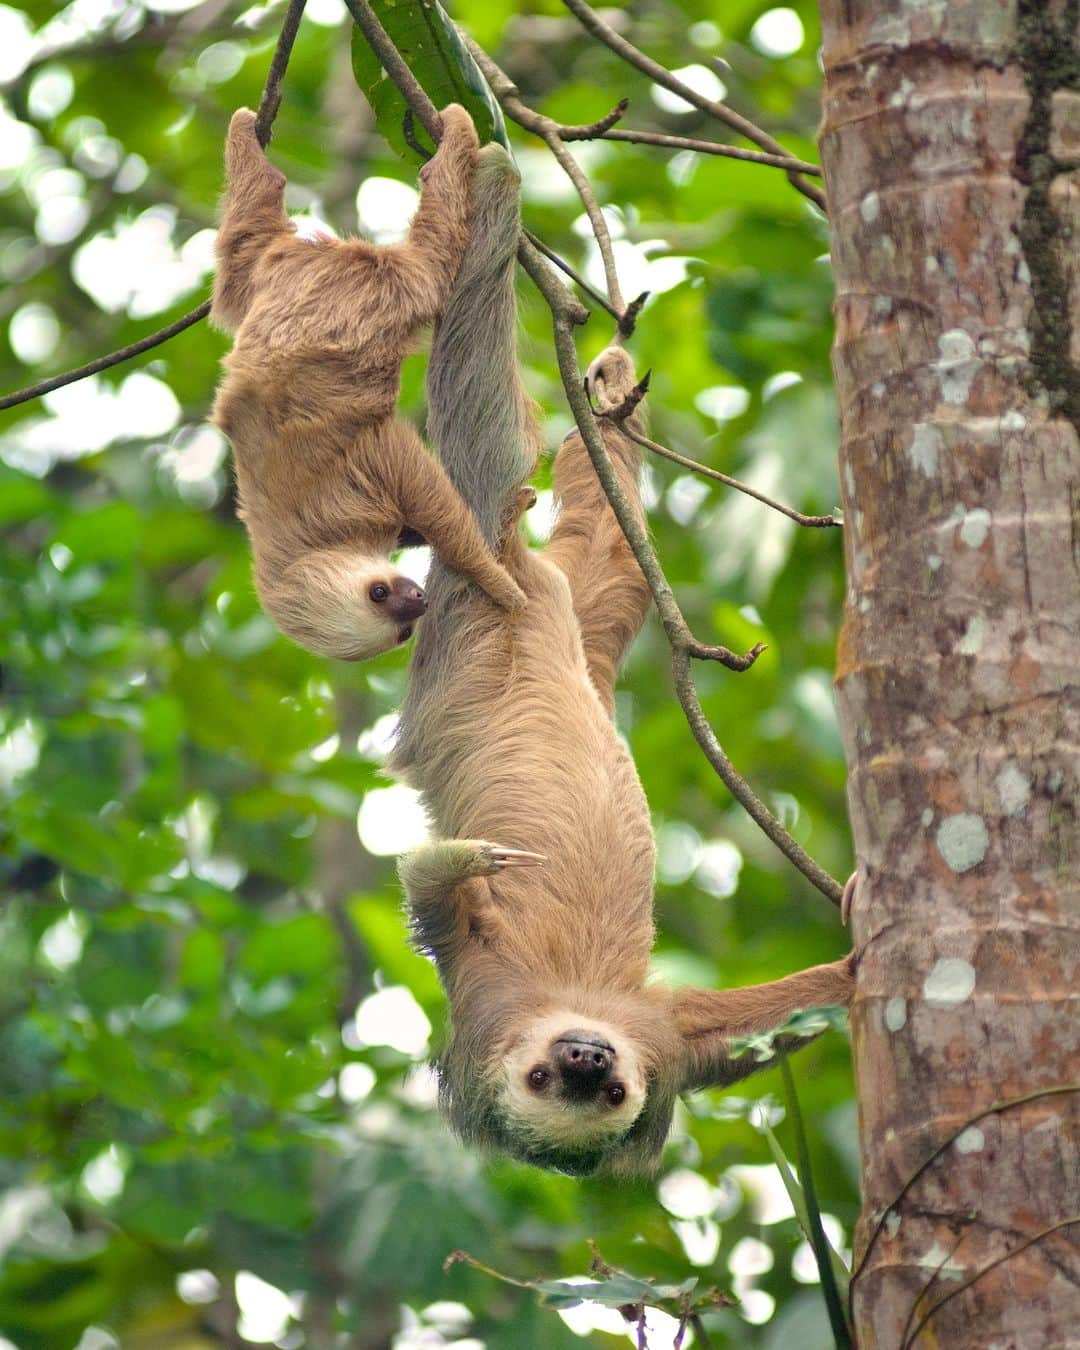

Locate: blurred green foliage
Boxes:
[0,1,853,1346]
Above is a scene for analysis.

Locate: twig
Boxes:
[898,1231,967,1350]
[466,38,626,314]
[573,127,821,176]
[525,251,843,906]
[0,302,212,412]
[254,0,308,144]
[850,1083,1080,1322]
[610,421,841,528]
[522,228,620,321]
[341,0,441,141]
[559,0,826,211]
[0,0,309,415]
[901,1217,1080,1349]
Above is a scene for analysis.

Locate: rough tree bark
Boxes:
[818,0,1080,1345]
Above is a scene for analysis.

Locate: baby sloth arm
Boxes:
[390,103,481,327]
[212,108,292,332]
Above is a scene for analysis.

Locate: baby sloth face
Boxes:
[497,1014,648,1174]
[362,572,427,653]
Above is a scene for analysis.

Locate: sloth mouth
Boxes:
[397,625,414,643]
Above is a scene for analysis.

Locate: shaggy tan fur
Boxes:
[393,147,853,1175]
[210,105,525,661]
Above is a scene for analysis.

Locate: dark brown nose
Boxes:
[555,1035,613,1097]
[388,581,427,623]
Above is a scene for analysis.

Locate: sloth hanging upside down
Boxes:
[210,104,524,662]
[391,144,853,1176]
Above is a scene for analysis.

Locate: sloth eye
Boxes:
[606,1083,626,1106]
[527,1067,550,1091]
[369,583,390,603]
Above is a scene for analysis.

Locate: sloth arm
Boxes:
[672,956,855,1093]
[398,840,544,965]
[391,103,480,325]
[212,108,292,333]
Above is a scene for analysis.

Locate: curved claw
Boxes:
[489,847,547,868]
[840,871,858,925]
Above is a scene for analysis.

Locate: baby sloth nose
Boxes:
[388,579,427,622]
[555,1034,613,1097]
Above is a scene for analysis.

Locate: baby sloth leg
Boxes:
[212,108,291,332]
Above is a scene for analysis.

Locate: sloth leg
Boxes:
[212,108,291,331]
[399,839,545,904]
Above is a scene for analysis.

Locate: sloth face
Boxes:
[334,566,427,660]
[362,572,427,649]
[495,1013,648,1174]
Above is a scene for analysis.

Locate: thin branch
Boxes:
[0,0,309,415]
[255,0,309,144]
[586,128,821,176]
[559,0,826,211]
[902,1217,1080,1349]
[610,420,842,528]
[466,37,625,314]
[524,252,842,905]
[0,301,212,412]
[341,0,441,141]
[850,1083,1080,1322]
[522,228,620,321]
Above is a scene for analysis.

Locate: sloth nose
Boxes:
[389,583,427,622]
[555,1037,613,1094]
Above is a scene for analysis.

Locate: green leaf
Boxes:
[349,0,509,158]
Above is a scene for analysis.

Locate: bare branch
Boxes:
[522,228,620,322]
[340,0,440,141]
[586,128,821,176]
[610,421,842,528]
[0,0,309,415]
[466,38,626,313]
[0,302,212,412]
[560,0,827,211]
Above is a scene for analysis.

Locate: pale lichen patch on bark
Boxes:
[958,506,992,547]
[918,1240,967,1280]
[954,1125,986,1153]
[996,761,1032,816]
[935,814,989,871]
[884,996,908,1031]
[923,957,977,1007]
[956,611,987,655]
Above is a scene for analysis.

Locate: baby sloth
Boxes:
[392,144,853,1176]
[209,104,525,661]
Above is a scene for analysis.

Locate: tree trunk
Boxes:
[818,0,1080,1345]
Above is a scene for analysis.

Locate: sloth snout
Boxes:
[388,581,427,623]
[554,1035,613,1094]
